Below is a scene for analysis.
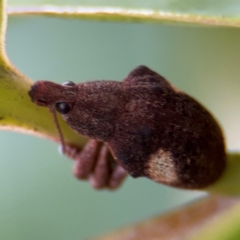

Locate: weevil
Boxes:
[29,66,226,190]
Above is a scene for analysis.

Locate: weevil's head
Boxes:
[29,80,77,112]
[29,80,123,141]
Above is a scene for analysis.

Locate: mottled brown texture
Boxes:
[29,66,226,189]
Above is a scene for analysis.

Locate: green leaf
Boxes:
[0,0,87,149]
[189,200,240,240]
[205,153,240,196]
[7,0,240,28]
[1,0,240,196]
[2,1,240,239]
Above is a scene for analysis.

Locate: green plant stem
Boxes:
[0,0,87,148]
[7,6,240,28]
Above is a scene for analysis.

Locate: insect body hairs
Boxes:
[29,66,226,190]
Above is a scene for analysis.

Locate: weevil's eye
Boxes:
[62,81,75,86]
[55,102,71,114]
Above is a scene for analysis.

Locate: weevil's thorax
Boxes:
[64,80,125,141]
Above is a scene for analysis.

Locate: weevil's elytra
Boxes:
[29,66,226,190]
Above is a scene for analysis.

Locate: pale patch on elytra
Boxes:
[146,149,179,185]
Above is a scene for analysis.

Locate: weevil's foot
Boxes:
[59,139,128,190]
[108,165,128,190]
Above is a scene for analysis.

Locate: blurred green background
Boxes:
[1,16,240,240]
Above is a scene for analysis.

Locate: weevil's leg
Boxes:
[108,165,128,190]
[50,106,97,179]
[89,144,112,189]
[62,139,99,180]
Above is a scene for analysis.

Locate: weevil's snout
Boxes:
[29,80,77,107]
[29,81,50,106]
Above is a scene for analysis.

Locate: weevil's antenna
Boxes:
[49,106,66,154]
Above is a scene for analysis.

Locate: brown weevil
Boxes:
[29,66,226,190]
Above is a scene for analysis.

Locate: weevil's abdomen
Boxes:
[144,93,226,189]
[110,66,226,189]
